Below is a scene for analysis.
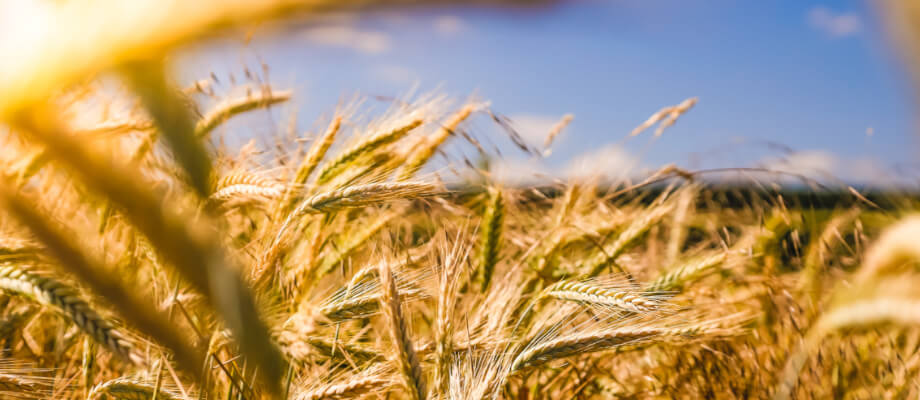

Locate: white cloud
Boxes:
[491,158,552,185]
[300,25,390,54]
[507,113,569,147]
[758,150,903,186]
[565,145,639,181]
[433,15,466,35]
[808,6,862,38]
[761,150,837,176]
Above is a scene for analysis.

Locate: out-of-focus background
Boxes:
[174,0,917,188]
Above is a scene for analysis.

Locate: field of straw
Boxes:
[1,1,920,399]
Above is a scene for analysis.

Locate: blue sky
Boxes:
[177,0,918,187]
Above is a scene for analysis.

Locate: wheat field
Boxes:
[1,1,920,399]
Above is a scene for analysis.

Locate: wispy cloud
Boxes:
[808,6,862,38]
[300,25,390,54]
[433,15,467,35]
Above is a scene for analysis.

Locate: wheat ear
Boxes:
[0,373,46,397]
[209,184,283,205]
[378,261,427,400]
[629,97,697,137]
[296,375,392,400]
[292,182,439,215]
[511,324,730,374]
[194,89,292,138]
[399,104,475,180]
[645,252,727,292]
[434,239,466,395]
[0,265,142,365]
[478,187,504,292]
[295,115,343,186]
[316,116,424,184]
[544,279,660,313]
[542,113,574,156]
[88,377,182,400]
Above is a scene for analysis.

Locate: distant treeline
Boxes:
[447,184,920,211]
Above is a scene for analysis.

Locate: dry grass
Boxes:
[0,74,916,400]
